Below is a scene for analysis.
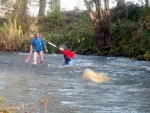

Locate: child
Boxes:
[30,32,48,64]
[59,45,75,66]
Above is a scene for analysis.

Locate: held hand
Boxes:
[60,47,64,51]
[45,49,48,53]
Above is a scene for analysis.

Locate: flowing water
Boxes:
[0,52,150,113]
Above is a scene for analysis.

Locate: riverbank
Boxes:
[42,6,150,61]
[0,6,150,61]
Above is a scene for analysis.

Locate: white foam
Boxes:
[14,52,28,55]
[141,66,150,71]
[60,101,77,105]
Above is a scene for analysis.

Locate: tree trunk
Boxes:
[145,0,149,7]
[84,0,112,47]
[22,0,28,17]
[104,0,112,44]
[94,21,105,46]
[117,0,125,7]
[39,0,46,17]
[83,0,95,21]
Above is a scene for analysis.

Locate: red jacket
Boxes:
[62,49,74,61]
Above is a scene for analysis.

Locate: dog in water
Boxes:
[82,69,110,83]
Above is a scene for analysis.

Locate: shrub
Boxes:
[0,18,30,51]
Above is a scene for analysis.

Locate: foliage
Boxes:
[48,0,60,12]
[84,0,112,47]
[0,18,23,50]
[110,5,150,60]
[0,96,4,105]
[38,0,62,35]
[0,1,150,61]
[0,0,8,5]
[0,18,6,26]
[0,18,30,51]
[39,8,64,31]
[40,10,98,54]
[111,4,141,22]
[7,0,38,34]
[0,0,39,51]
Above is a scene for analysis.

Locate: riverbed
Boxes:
[0,52,150,113]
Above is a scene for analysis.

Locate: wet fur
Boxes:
[82,69,110,83]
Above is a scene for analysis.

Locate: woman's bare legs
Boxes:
[33,51,44,64]
[33,51,38,64]
[39,51,44,64]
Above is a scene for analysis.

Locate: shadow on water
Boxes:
[0,52,150,113]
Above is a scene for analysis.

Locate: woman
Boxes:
[30,32,48,64]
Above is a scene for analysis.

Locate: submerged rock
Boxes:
[82,69,110,83]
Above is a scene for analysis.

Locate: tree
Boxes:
[38,0,46,16]
[8,0,30,32]
[2,0,38,33]
[145,0,149,7]
[116,0,125,7]
[48,0,60,12]
[38,0,60,16]
[84,0,112,47]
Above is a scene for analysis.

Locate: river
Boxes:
[0,52,150,113]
